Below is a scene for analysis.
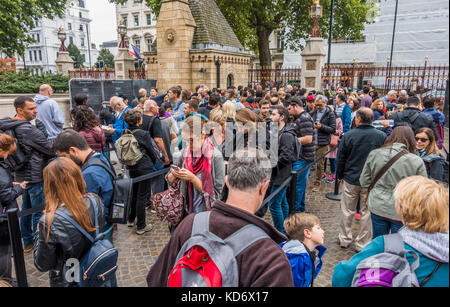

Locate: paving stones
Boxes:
[20,172,362,287]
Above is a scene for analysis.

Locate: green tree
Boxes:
[0,0,70,56]
[111,0,379,67]
[68,43,84,68]
[95,48,115,69]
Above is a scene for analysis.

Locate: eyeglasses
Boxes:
[415,137,429,143]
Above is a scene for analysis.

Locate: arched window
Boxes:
[227,74,234,88]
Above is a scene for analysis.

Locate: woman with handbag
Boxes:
[0,134,27,283]
[360,126,428,239]
[165,115,225,219]
[33,157,109,287]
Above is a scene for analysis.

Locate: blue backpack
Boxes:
[55,195,118,287]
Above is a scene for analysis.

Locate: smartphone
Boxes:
[170,165,181,171]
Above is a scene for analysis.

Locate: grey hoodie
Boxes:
[399,227,449,263]
[33,94,65,140]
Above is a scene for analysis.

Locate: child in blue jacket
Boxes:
[280,213,327,287]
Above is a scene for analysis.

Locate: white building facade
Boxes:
[115,0,157,56]
[283,0,449,67]
[15,0,99,75]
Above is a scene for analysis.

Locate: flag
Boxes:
[129,44,142,60]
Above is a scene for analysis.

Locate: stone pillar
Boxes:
[301,37,326,92]
[114,48,135,80]
[55,51,74,76]
[155,0,196,91]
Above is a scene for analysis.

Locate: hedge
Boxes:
[0,70,70,94]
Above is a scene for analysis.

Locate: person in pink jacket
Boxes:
[324,106,343,183]
[71,105,106,153]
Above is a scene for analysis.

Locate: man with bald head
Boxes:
[336,107,387,252]
[33,84,65,141]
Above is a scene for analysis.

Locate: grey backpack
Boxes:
[352,233,420,287]
[167,211,270,287]
[115,129,144,166]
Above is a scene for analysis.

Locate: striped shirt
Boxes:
[292,111,315,163]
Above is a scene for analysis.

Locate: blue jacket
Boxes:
[82,153,114,230]
[422,107,445,124]
[171,100,186,124]
[332,229,449,287]
[112,106,131,142]
[280,240,327,287]
[33,94,65,140]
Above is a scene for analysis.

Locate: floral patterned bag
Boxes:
[150,179,184,226]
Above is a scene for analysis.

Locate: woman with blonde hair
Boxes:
[371,99,387,120]
[33,157,108,287]
[222,101,236,120]
[415,127,446,182]
[333,176,449,287]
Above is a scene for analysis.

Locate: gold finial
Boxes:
[425,56,429,62]
[313,0,320,4]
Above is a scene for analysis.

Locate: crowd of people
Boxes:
[0,81,448,287]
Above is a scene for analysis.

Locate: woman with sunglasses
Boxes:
[415,127,446,182]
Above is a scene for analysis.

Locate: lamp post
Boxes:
[118,20,128,49]
[57,27,68,52]
[327,0,335,67]
[309,0,323,38]
[387,0,399,92]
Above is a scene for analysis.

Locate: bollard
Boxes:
[326,178,342,201]
[7,208,28,287]
[288,172,298,216]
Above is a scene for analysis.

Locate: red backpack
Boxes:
[167,211,269,287]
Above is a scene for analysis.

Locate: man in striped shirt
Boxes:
[288,97,316,213]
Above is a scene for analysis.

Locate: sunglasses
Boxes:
[415,137,429,143]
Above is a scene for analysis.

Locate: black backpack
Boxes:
[81,156,133,224]
[0,122,27,172]
[394,111,421,131]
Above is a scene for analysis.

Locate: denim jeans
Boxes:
[371,213,403,239]
[292,159,311,213]
[324,158,336,174]
[268,186,289,234]
[20,182,44,247]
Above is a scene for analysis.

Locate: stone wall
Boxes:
[0,94,72,128]
[144,49,251,91]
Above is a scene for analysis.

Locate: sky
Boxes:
[86,0,118,47]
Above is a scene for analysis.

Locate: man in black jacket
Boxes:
[0,96,54,253]
[391,96,438,138]
[268,106,297,234]
[310,95,336,192]
[336,108,386,252]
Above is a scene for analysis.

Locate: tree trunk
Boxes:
[257,28,272,68]
[256,26,272,88]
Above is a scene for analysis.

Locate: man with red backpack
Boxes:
[146,148,294,287]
